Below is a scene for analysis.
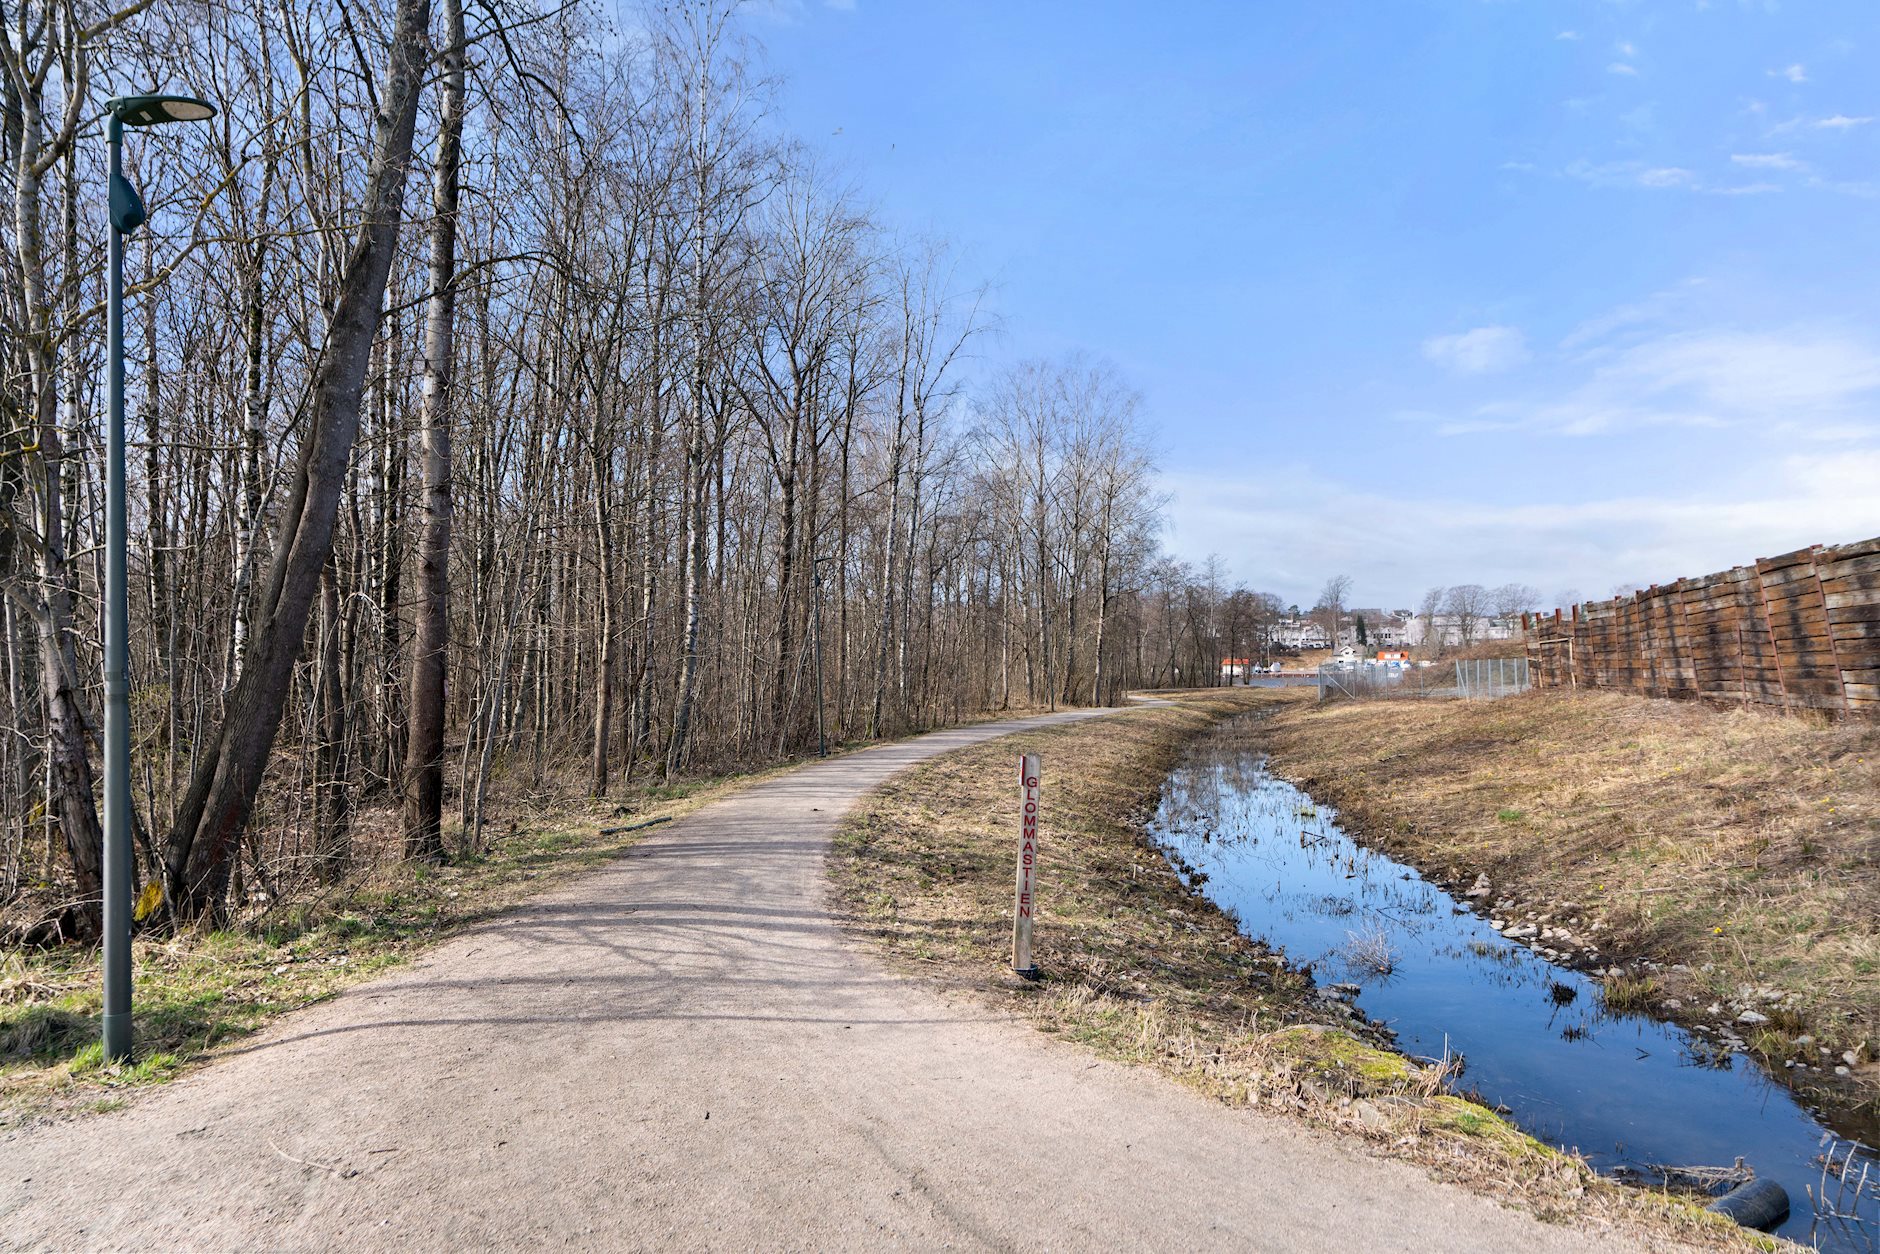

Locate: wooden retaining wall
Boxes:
[1522,535,1880,716]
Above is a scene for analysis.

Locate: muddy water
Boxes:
[1147,717,1879,1252]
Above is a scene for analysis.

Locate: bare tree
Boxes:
[1490,582,1540,621]
[0,0,1276,944]
[164,0,435,922]
[1444,583,1490,648]
[403,0,466,858]
[1416,585,1446,655]
[1316,573,1353,647]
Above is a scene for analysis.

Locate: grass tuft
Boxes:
[1601,974,1659,1015]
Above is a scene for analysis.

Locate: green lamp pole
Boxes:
[100,92,215,1062]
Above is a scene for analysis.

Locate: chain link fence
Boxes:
[1318,658,1530,704]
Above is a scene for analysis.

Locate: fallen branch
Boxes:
[599,815,674,837]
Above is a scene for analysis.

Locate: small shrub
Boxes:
[1341,924,1397,977]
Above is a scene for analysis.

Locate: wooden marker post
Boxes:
[1013,753,1041,977]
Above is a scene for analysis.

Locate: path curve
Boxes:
[1,710,1647,1252]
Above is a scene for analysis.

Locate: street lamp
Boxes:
[100,92,215,1063]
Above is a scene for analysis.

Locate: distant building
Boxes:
[1404,614,1520,648]
[1220,657,1256,681]
[1348,609,1414,648]
[1272,617,1330,649]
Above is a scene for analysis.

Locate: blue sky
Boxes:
[746,0,1880,610]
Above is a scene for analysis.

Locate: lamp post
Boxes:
[100,93,215,1063]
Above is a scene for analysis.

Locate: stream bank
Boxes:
[1257,687,1879,1133]
[1155,711,1879,1252]
[833,691,1769,1251]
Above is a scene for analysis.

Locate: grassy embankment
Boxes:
[1261,689,1878,1122]
[829,689,1764,1251]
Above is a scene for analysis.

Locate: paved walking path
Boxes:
[0,710,1647,1251]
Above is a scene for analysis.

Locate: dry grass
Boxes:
[829,689,1771,1251]
[1260,688,1880,1125]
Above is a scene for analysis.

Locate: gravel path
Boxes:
[0,710,1646,1251]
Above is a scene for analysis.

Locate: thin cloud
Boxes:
[1447,325,1880,440]
[1161,452,1880,609]
[1816,115,1874,130]
[1770,63,1808,83]
[1730,152,1806,171]
[1422,326,1530,375]
[1609,62,1640,77]
[1564,160,1696,191]
[1637,167,1695,188]
[1564,160,1782,197]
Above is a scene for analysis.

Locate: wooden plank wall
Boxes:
[1522,535,1880,716]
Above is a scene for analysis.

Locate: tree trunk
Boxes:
[164,0,434,923]
[403,0,463,857]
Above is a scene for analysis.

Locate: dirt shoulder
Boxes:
[1259,688,1879,1134]
[829,689,1765,1251]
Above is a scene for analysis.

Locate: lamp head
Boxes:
[104,94,216,127]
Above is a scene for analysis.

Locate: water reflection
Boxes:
[1148,717,1877,1251]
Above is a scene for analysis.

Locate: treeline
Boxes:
[0,0,1236,937]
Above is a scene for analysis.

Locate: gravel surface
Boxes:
[0,711,1647,1251]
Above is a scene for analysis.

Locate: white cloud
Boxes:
[1615,40,1638,58]
[1607,330,1880,412]
[1565,160,1710,192]
[1556,30,1581,41]
[1770,63,1808,83]
[1559,280,1707,351]
[1443,326,1880,440]
[1816,114,1874,130]
[1609,62,1640,76]
[1160,451,1880,609]
[1730,152,1805,171]
[1563,160,1786,197]
[1636,166,1695,188]
[1421,326,1531,375]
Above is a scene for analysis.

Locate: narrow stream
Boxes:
[1148,717,1879,1252]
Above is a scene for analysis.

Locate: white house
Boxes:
[1272,618,1330,649]
[1404,614,1520,649]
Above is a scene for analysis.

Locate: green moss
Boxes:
[1266,1025,1416,1087]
